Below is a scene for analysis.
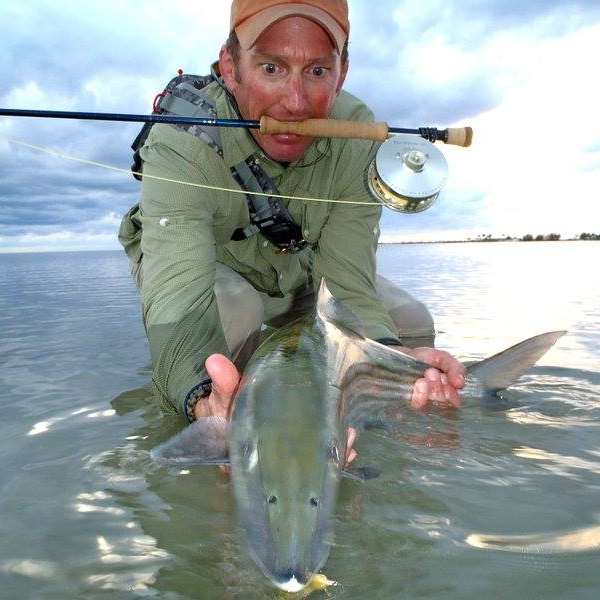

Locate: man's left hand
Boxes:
[393,346,466,409]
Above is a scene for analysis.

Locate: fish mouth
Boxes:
[273,570,311,592]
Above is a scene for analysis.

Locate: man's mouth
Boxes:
[271,133,303,144]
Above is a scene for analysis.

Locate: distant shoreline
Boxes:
[1,238,599,255]
[380,238,600,245]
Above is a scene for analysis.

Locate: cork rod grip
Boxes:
[260,116,389,141]
[445,127,473,147]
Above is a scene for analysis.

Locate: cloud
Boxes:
[0,2,235,253]
[1,0,600,252]
[0,211,123,253]
[345,0,600,124]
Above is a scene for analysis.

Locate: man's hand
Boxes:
[393,346,466,409]
[193,354,241,421]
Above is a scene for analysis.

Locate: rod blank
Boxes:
[0,107,472,147]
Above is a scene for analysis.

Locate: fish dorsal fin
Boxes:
[151,416,230,466]
[316,279,365,337]
[467,330,566,392]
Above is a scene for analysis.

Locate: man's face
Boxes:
[220,17,347,163]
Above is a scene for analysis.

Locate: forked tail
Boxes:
[467,330,566,393]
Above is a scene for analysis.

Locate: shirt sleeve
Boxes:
[138,125,231,415]
[311,139,399,341]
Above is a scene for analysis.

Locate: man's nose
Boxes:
[281,74,310,115]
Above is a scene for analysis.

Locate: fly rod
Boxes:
[0,108,472,147]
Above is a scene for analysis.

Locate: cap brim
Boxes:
[236,4,347,53]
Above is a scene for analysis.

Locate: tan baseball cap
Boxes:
[231,0,349,53]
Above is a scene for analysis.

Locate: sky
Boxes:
[1,0,599,252]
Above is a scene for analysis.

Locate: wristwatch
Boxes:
[183,378,213,423]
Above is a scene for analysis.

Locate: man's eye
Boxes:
[262,63,278,74]
[312,66,327,77]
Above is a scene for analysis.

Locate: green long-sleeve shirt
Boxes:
[119,80,398,415]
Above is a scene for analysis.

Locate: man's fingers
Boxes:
[411,379,429,409]
[410,348,466,389]
[194,354,241,420]
[345,427,358,466]
[205,354,240,399]
[411,379,462,409]
[446,386,462,407]
[347,426,357,448]
[346,449,357,465]
[449,369,466,389]
[424,367,441,382]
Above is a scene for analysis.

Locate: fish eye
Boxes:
[268,495,277,505]
[310,497,319,507]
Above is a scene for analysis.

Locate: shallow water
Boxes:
[0,242,599,599]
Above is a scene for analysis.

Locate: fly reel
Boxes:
[368,134,449,213]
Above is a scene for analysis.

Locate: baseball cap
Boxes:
[230,0,349,53]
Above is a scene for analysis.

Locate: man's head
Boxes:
[220,1,350,163]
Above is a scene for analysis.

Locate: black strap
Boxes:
[130,67,307,253]
[230,158,306,253]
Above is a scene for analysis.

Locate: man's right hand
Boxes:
[193,354,241,421]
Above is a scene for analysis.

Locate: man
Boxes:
[119,0,465,442]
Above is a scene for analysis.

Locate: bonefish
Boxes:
[153,280,564,591]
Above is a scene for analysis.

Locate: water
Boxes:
[0,242,599,599]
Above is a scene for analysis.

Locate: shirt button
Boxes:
[303,229,309,237]
[159,217,170,227]
[263,240,268,247]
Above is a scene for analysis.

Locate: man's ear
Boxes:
[219,45,238,92]
[336,57,349,95]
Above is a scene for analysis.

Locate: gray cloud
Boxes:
[0,2,231,250]
[345,0,600,124]
[1,118,140,235]
[379,189,488,238]
[1,0,599,251]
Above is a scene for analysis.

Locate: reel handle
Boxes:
[260,116,473,147]
[260,115,389,141]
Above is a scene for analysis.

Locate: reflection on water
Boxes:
[466,523,600,553]
[513,445,600,478]
[378,241,599,370]
[0,244,599,599]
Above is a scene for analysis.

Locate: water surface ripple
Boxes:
[0,242,599,599]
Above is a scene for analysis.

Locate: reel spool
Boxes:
[368,134,449,213]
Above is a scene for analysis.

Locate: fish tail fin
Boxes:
[467,330,566,393]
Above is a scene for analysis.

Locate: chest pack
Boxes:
[131,67,307,253]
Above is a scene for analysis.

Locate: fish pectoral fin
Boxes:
[151,416,230,467]
[467,330,566,392]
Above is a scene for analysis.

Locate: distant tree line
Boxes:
[521,233,600,241]
[521,233,561,241]
[468,233,600,242]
